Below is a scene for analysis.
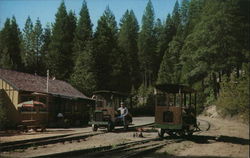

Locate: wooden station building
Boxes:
[0,68,94,127]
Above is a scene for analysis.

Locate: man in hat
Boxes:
[117,102,128,126]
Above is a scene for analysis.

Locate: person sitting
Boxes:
[117,102,128,125]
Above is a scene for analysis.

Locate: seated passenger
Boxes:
[117,102,128,125]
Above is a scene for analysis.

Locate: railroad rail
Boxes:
[34,137,183,158]
[0,131,104,152]
[0,121,210,157]
[86,138,182,158]
[0,123,154,152]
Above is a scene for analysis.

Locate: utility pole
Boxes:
[46,69,49,124]
[46,70,49,93]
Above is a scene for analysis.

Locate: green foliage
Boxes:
[216,75,249,121]
[73,0,92,62]
[0,17,23,70]
[22,16,34,71]
[131,85,155,116]
[22,17,44,74]
[48,2,76,80]
[118,10,140,90]
[138,0,157,86]
[40,24,51,75]
[93,6,127,92]
[70,42,96,96]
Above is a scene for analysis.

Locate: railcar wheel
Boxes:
[92,124,98,131]
[158,128,165,138]
[177,131,185,137]
[167,131,177,137]
[187,131,193,136]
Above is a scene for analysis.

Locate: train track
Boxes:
[85,138,182,158]
[0,121,210,157]
[34,137,182,158]
[0,131,104,152]
[0,123,154,152]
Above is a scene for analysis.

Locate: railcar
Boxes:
[154,84,199,137]
[88,90,132,132]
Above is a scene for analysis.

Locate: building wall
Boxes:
[0,78,19,107]
[0,79,21,125]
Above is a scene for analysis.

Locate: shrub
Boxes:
[216,75,249,121]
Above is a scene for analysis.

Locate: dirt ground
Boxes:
[0,115,249,158]
[151,115,249,158]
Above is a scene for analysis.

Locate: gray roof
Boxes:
[0,68,91,100]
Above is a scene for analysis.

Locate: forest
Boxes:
[0,0,249,123]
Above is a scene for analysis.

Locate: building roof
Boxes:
[0,68,91,100]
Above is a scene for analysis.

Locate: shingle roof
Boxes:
[0,68,90,100]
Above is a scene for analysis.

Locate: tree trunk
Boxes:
[212,72,217,99]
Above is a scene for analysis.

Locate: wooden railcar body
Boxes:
[154,84,198,137]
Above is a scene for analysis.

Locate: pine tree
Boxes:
[93,6,119,91]
[73,0,93,62]
[40,24,51,75]
[33,18,43,74]
[157,49,173,84]
[180,0,245,98]
[172,0,181,35]
[22,16,35,72]
[48,2,76,80]
[70,41,96,96]
[138,0,157,87]
[118,10,140,90]
[0,17,23,70]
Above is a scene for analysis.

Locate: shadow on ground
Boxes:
[147,152,235,158]
[185,135,249,145]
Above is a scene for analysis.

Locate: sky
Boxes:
[0,0,177,30]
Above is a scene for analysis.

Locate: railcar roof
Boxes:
[155,84,196,93]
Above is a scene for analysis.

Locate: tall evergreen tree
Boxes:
[33,18,43,74]
[73,0,92,62]
[40,24,51,75]
[0,17,22,70]
[22,16,35,72]
[181,0,244,98]
[48,2,76,80]
[180,0,190,26]
[70,41,96,96]
[93,6,119,90]
[138,0,157,87]
[118,10,140,90]
[172,0,181,35]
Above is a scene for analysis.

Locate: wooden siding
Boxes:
[155,106,182,125]
[0,78,19,108]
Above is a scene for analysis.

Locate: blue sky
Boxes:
[0,0,177,30]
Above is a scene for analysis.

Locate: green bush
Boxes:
[131,85,155,116]
[216,75,249,121]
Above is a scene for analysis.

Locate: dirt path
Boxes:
[0,116,249,158]
[151,116,249,158]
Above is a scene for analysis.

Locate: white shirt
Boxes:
[118,107,128,116]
